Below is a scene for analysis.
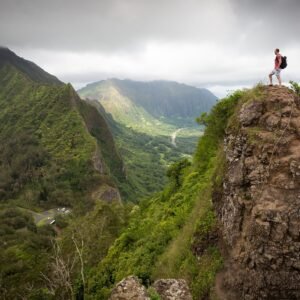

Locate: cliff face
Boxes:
[214,86,300,299]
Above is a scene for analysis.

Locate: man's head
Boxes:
[274,48,280,54]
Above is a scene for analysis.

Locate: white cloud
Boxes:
[15,41,300,96]
[3,0,300,96]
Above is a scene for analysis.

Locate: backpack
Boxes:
[280,56,287,69]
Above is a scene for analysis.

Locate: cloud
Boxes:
[1,0,300,96]
[1,0,238,52]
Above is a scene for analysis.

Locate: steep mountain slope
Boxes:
[78,78,216,134]
[0,61,124,208]
[0,49,127,298]
[0,47,62,85]
[214,85,300,300]
[108,79,216,119]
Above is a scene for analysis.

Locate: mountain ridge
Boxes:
[78,78,217,133]
[0,47,62,85]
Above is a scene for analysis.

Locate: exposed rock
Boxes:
[153,279,192,300]
[263,113,280,130]
[109,276,150,300]
[109,277,193,300]
[239,101,263,126]
[214,86,300,299]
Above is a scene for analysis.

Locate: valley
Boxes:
[78,78,215,198]
[0,48,218,299]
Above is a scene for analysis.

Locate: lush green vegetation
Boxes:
[0,201,128,300]
[84,89,243,299]
[114,126,187,200]
[0,62,133,210]
[78,78,211,202]
[0,65,104,209]
[0,206,55,299]
[88,100,203,202]
[0,60,128,298]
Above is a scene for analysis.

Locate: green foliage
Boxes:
[147,287,161,300]
[61,201,127,268]
[190,247,223,299]
[0,206,55,299]
[0,65,103,208]
[290,80,300,96]
[105,122,192,201]
[166,158,191,189]
[194,85,265,171]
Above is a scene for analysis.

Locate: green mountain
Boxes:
[0,48,126,208]
[78,78,217,135]
[0,48,127,298]
[0,47,62,85]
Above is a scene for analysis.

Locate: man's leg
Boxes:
[276,74,282,86]
[269,73,273,85]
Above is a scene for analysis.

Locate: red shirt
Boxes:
[275,54,282,69]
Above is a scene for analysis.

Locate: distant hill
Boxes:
[78,78,217,133]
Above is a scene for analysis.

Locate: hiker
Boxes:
[269,48,283,86]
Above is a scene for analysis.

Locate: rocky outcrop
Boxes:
[214,86,300,300]
[109,276,150,300]
[109,277,192,300]
[153,279,192,300]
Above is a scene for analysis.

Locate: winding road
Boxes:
[171,128,183,147]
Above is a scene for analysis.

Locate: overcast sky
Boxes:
[1,0,300,96]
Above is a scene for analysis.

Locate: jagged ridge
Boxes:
[214,85,300,300]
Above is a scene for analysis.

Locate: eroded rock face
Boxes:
[214,86,300,300]
[239,100,263,126]
[153,279,192,300]
[109,276,150,300]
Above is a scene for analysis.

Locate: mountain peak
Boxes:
[0,47,62,85]
[214,84,300,299]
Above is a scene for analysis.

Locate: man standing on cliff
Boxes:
[269,48,282,86]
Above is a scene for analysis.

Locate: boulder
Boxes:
[153,279,192,300]
[110,276,150,300]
